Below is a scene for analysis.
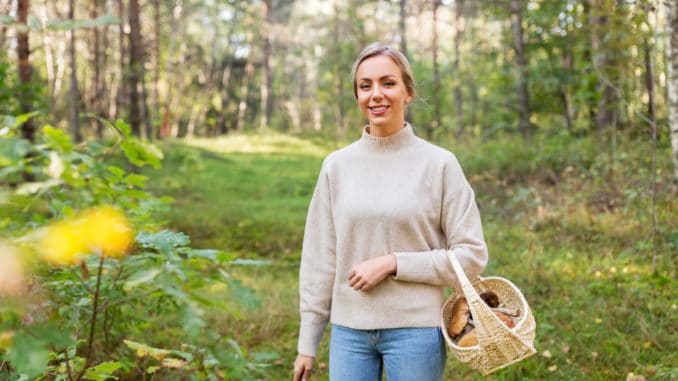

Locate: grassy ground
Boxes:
[147,131,677,380]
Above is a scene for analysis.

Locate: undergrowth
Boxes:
[147,130,677,380]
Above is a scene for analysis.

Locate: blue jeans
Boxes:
[329,324,446,381]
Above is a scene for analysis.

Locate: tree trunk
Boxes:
[115,0,126,121]
[162,0,183,138]
[217,64,232,135]
[0,2,7,51]
[38,2,57,113]
[667,0,678,183]
[510,0,531,138]
[399,0,413,123]
[68,0,81,141]
[431,0,441,139]
[89,0,104,138]
[589,0,616,133]
[333,0,345,133]
[453,0,464,137]
[236,30,255,131]
[260,0,273,130]
[17,0,36,143]
[151,0,160,139]
[559,50,574,131]
[128,0,152,138]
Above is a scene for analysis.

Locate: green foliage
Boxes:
[151,131,676,380]
[0,114,271,380]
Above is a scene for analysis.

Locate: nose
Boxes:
[370,84,383,99]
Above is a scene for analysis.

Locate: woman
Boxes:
[293,42,488,381]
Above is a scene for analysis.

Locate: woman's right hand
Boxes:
[293,354,314,381]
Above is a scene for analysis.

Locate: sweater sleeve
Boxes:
[392,154,488,286]
[297,161,336,357]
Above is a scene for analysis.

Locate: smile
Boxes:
[369,105,390,114]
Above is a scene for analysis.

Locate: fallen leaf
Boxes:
[590,351,598,358]
[642,341,651,349]
[548,365,557,372]
[626,372,646,381]
[541,350,552,358]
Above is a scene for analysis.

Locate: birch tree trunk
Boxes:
[510,0,531,138]
[260,0,273,130]
[236,30,254,131]
[114,0,126,120]
[333,0,345,133]
[431,0,441,139]
[589,0,617,133]
[151,0,160,138]
[453,0,464,137]
[667,0,678,183]
[68,0,81,141]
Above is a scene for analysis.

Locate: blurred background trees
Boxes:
[1,0,677,179]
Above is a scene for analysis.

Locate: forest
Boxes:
[1,0,677,380]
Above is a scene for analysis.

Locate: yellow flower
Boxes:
[38,219,87,265]
[38,206,133,266]
[0,330,14,350]
[78,206,133,258]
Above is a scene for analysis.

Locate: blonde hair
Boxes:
[351,42,415,100]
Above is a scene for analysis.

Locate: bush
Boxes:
[0,116,273,380]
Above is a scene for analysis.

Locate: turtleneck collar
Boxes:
[360,123,417,151]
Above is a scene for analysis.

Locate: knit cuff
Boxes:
[297,319,328,357]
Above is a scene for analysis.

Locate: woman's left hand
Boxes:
[348,254,397,291]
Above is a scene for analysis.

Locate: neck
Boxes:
[367,121,406,137]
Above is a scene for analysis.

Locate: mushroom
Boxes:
[493,310,515,328]
[479,291,500,308]
[492,307,521,317]
[457,328,478,347]
[447,297,470,337]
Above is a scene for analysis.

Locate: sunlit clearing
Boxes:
[182,133,329,156]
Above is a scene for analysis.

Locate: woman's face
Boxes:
[355,55,412,136]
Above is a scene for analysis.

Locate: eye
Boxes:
[359,83,371,90]
[384,81,395,87]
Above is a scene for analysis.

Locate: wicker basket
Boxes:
[441,251,537,375]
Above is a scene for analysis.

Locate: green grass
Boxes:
[146,131,677,380]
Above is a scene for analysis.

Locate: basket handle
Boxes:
[446,250,481,303]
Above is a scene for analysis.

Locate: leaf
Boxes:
[136,230,191,256]
[6,332,50,379]
[120,139,163,168]
[26,324,74,349]
[123,340,171,360]
[226,278,261,310]
[43,125,74,153]
[83,361,122,381]
[123,268,161,291]
[0,137,32,164]
[179,302,206,336]
[123,173,148,188]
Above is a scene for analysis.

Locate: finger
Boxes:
[302,367,313,381]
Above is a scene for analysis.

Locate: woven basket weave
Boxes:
[441,251,537,375]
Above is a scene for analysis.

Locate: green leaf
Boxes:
[26,324,74,349]
[114,120,131,136]
[123,173,148,188]
[123,268,161,291]
[43,125,74,153]
[6,333,50,379]
[0,137,31,168]
[136,230,191,256]
[120,139,163,168]
[225,278,261,310]
[83,361,121,381]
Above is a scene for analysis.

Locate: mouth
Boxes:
[369,105,389,115]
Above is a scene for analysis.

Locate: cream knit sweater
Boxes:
[298,124,488,357]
